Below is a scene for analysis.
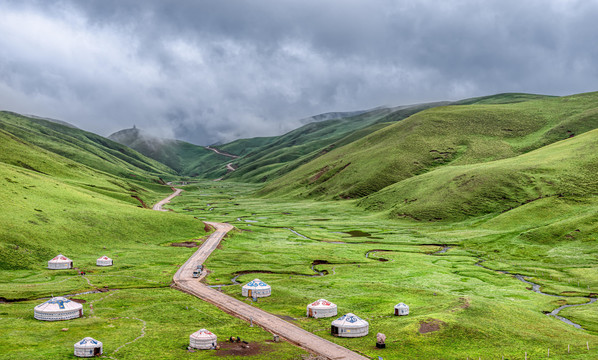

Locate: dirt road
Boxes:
[226,163,236,172]
[152,188,182,211]
[172,221,368,360]
[205,146,240,159]
[153,188,367,359]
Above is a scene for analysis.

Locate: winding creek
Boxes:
[475,259,596,329]
[207,261,328,288]
[227,215,596,331]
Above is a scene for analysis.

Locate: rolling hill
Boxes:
[220,101,449,183]
[0,112,174,181]
[259,92,598,206]
[359,127,598,221]
[0,112,205,270]
[108,127,231,177]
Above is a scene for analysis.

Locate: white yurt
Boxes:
[74,337,103,357]
[241,278,271,298]
[394,302,409,316]
[330,313,369,338]
[189,328,217,350]
[96,256,113,266]
[34,297,83,321]
[48,254,73,269]
[306,299,338,318]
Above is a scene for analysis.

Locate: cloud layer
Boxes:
[1,1,597,144]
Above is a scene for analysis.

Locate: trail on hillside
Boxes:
[214,163,237,181]
[205,146,240,159]
[152,188,367,360]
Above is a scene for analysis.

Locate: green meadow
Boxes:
[1,92,597,359]
[0,114,307,359]
[164,181,598,359]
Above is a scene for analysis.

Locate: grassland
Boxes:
[0,112,175,180]
[2,91,598,359]
[0,120,308,358]
[260,92,598,201]
[359,127,598,221]
[164,181,598,359]
[222,102,451,184]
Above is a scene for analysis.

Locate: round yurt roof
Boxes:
[331,313,368,328]
[74,337,102,349]
[97,256,112,261]
[395,302,408,308]
[308,299,337,309]
[49,254,71,263]
[35,297,82,313]
[190,329,217,340]
[242,278,270,290]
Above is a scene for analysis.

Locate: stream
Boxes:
[207,262,327,289]
[476,260,596,329]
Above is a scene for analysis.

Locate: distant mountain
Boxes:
[108,127,230,177]
[217,101,448,183]
[298,110,370,124]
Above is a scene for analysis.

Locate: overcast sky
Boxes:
[1,1,597,145]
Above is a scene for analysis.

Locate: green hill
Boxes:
[359,127,598,221]
[0,113,205,270]
[0,112,174,180]
[222,102,448,183]
[259,92,598,202]
[108,127,230,177]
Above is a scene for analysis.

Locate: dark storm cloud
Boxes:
[0,0,597,144]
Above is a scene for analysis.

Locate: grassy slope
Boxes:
[217,136,277,157]
[0,120,306,359]
[165,181,598,359]
[260,92,598,200]
[452,92,556,105]
[223,102,448,183]
[0,112,174,180]
[0,167,304,358]
[359,127,598,221]
[0,125,198,270]
[108,127,230,178]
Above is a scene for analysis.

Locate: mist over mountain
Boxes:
[1,1,598,144]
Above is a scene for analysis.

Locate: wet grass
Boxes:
[0,288,306,360]
[166,181,598,359]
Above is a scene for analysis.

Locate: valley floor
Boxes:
[1,180,597,359]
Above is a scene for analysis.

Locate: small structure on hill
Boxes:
[34,297,83,321]
[74,337,103,357]
[96,256,113,266]
[306,299,337,318]
[48,254,73,269]
[394,302,409,316]
[331,313,369,337]
[241,278,271,298]
[189,328,217,350]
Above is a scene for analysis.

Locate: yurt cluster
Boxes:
[242,278,410,340]
[47,254,113,270]
[35,254,113,357]
[35,258,409,356]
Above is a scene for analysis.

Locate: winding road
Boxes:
[205,146,240,159]
[156,189,367,360]
[152,188,182,211]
